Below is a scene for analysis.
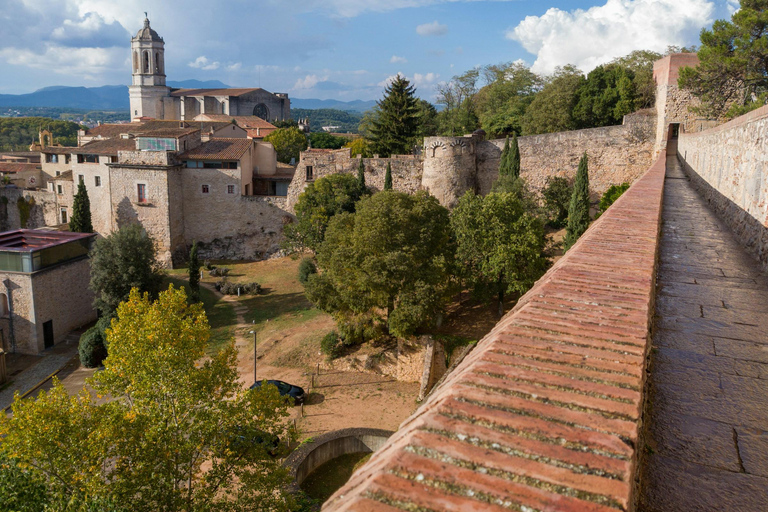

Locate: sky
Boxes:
[0,0,741,101]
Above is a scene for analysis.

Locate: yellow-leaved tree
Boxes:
[0,285,296,512]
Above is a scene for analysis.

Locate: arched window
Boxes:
[0,293,9,317]
[143,51,149,73]
[155,52,161,74]
[133,51,138,72]
[253,103,269,119]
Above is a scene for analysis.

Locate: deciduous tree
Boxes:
[70,181,93,233]
[263,126,308,164]
[564,152,591,250]
[521,65,585,135]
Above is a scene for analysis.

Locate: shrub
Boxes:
[337,312,384,346]
[595,183,630,218]
[209,267,230,277]
[78,325,107,368]
[203,260,214,270]
[215,279,261,296]
[541,176,573,228]
[297,258,317,285]
[320,331,343,359]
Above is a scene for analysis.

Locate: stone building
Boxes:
[0,230,96,355]
[129,17,290,123]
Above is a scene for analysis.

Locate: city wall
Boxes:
[678,104,768,269]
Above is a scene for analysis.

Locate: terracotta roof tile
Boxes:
[177,138,252,160]
[0,163,41,174]
[323,154,668,512]
[78,139,137,155]
[195,114,277,130]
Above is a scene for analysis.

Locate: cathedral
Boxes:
[128,16,290,123]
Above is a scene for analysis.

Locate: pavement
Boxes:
[639,152,768,510]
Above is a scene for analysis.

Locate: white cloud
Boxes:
[390,55,407,64]
[417,20,448,36]
[293,74,328,89]
[508,0,714,74]
[413,72,439,87]
[188,56,220,70]
[726,0,740,13]
[0,45,124,77]
[301,0,518,18]
[226,62,242,71]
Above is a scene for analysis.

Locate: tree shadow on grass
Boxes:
[241,291,316,324]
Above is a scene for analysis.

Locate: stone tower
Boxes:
[128,15,170,121]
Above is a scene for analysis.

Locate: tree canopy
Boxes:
[521,65,585,135]
[89,223,165,316]
[309,132,348,149]
[679,0,768,118]
[572,65,638,129]
[263,126,308,163]
[369,75,420,157]
[305,191,454,339]
[0,286,295,511]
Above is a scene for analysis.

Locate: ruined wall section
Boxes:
[288,150,422,211]
[0,189,60,231]
[678,104,768,269]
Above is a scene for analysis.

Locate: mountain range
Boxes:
[0,82,377,112]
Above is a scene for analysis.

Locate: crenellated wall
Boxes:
[677,104,768,269]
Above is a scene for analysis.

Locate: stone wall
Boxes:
[677,104,768,269]
[653,53,702,155]
[0,273,36,354]
[288,150,423,211]
[0,188,59,231]
[72,159,114,234]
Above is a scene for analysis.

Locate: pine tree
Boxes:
[564,152,591,250]
[188,241,200,303]
[384,162,393,190]
[357,157,367,193]
[499,136,510,176]
[369,75,420,157]
[69,181,93,233]
[509,133,521,178]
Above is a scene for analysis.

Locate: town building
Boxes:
[0,229,96,355]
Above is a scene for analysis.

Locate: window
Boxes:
[137,183,147,203]
[95,176,101,187]
[57,184,63,194]
[65,155,71,164]
[137,138,176,151]
[202,185,210,194]
[110,156,118,163]
[227,185,235,194]
[77,154,98,164]
[55,171,61,177]
[60,208,68,224]
[305,165,314,181]
[46,154,58,163]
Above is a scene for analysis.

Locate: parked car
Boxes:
[227,425,280,457]
[250,379,306,405]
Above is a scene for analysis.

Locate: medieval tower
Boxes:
[128,16,169,120]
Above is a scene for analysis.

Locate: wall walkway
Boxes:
[323,152,668,511]
[638,152,768,510]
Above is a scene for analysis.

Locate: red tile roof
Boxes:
[195,114,276,130]
[323,155,667,512]
[177,138,252,160]
[77,139,137,155]
[0,163,41,174]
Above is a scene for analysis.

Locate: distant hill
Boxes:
[291,98,376,112]
[290,108,363,133]
[0,85,128,110]
[167,79,231,89]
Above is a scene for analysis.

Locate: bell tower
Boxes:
[128,15,170,121]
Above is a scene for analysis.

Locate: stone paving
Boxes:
[639,153,768,510]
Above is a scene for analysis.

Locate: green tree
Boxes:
[509,133,521,178]
[541,176,573,228]
[679,0,768,118]
[609,50,663,109]
[498,136,511,176]
[415,99,439,140]
[188,240,201,303]
[521,65,585,135]
[263,126,308,164]
[0,453,52,512]
[89,223,165,317]
[309,132,347,149]
[384,162,393,190]
[451,191,547,317]
[70,181,93,233]
[475,62,543,137]
[564,153,591,250]
[369,75,420,156]
[344,138,373,158]
[305,191,454,339]
[572,65,638,129]
[436,69,480,135]
[595,183,631,218]
[357,157,367,193]
[282,173,363,253]
[0,286,295,511]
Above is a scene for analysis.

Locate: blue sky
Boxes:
[0,0,739,101]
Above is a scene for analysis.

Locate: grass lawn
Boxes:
[164,277,237,355]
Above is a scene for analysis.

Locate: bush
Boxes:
[78,325,107,368]
[209,267,230,277]
[215,279,261,296]
[596,183,630,218]
[204,260,214,270]
[297,258,317,285]
[541,176,573,228]
[320,331,343,359]
[337,312,383,346]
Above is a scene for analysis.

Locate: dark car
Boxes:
[227,425,280,457]
[250,379,306,405]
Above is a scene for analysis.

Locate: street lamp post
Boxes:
[249,319,267,386]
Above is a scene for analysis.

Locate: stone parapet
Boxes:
[323,152,668,511]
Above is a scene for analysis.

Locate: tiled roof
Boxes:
[84,124,134,138]
[195,114,277,130]
[86,120,224,139]
[52,170,73,181]
[177,138,252,160]
[0,229,95,251]
[0,163,41,174]
[324,154,667,512]
[170,88,266,98]
[136,127,200,138]
[77,139,137,155]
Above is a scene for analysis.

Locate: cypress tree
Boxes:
[564,152,591,250]
[188,241,200,303]
[499,136,510,176]
[384,162,393,190]
[357,157,367,193]
[70,181,93,233]
[509,133,521,178]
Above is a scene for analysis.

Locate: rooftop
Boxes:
[177,138,253,160]
[195,114,277,130]
[170,88,267,98]
[0,163,41,174]
[0,230,94,252]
